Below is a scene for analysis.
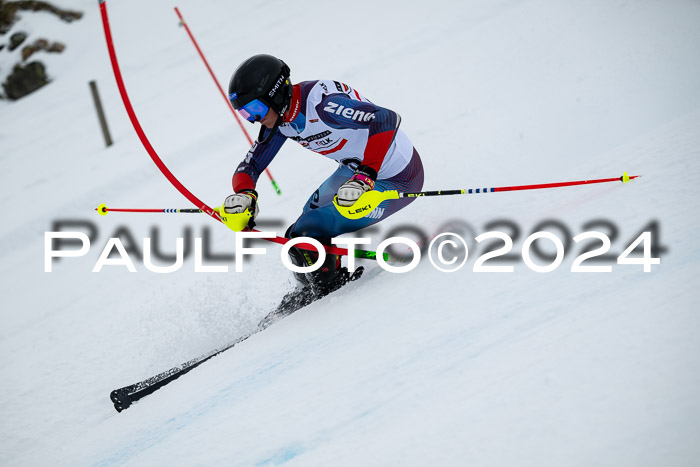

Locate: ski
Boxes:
[258,266,365,329]
[109,266,364,413]
[110,335,250,412]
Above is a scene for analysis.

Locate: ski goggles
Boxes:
[233,98,270,123]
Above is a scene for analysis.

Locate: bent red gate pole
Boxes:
[99,0,219,220]
[98,1,361,257]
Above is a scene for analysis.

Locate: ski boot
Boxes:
[286,245,361,298]
[258,244,364,329]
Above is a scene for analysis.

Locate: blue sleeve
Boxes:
[232,129,287,192]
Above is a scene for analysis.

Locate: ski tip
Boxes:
[97,203,108,216]
[110,388,133,413]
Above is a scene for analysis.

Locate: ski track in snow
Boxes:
[1,0,700,466]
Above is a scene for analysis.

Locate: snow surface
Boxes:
[1,0,700,465]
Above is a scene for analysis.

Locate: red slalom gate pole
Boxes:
[99,0,220,222]
[492,174,640,193]
[98,1,355,258]
[174,6,282,195]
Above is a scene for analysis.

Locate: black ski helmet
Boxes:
[228,54,292,119]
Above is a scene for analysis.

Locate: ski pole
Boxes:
[173,6,282,195]
[96,204,202,214]
[95,204,384,261]
[334,172,640,219]
[96,203,267,232]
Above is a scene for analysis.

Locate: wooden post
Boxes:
[89,80,113,147]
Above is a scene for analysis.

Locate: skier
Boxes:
[224,54,424,295]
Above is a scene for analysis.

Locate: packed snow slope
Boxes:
[1,0,699,465]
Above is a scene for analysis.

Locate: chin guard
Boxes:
[257,114,283,144]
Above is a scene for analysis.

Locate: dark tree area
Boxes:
[2,60,47,99]
[0,0,83,34]
[0,1,82,100]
